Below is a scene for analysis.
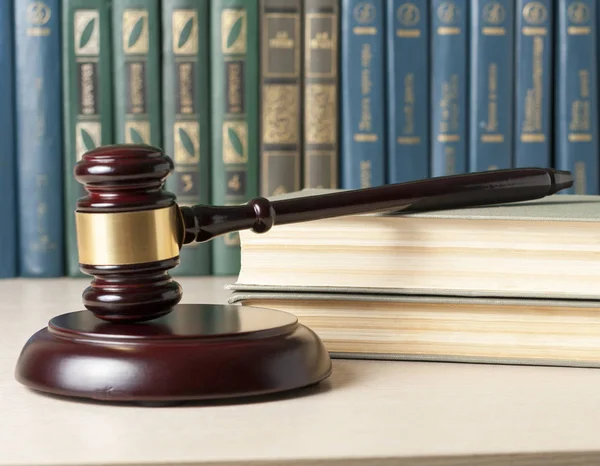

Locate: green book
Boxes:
[161,0,211,276]
[112,0,161,146]
[62,0,114,276]
[210,0,259,276]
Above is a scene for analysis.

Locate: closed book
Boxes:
[386,0,429,183]
[15,0,64,277]
[555,0,599,194]
[259,0,302,197]
[468,0,515,171]
[430,0,468,177]
[112,0,161,146]
[514,0,553,168]
[62,0,114,277]
[340,0,385,188]
[0,0,16,278]
[232,191,600,301]
[229,290,600,368]
[162,0,211,276]
[303,0,340,189]
[210,0,260,275]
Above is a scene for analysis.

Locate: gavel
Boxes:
[15,143,573,404]
[75,144,573,324]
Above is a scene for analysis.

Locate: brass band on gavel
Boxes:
[75,204,183,266]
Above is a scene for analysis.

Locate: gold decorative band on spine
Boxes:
[75,205,181,266]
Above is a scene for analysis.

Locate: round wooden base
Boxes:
[15,304,332,404]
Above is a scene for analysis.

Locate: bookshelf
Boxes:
[3,0,599,280]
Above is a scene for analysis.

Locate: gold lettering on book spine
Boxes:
[306,84,335,144]
[123,9,149,54]
[263,85,298,144]
[568,70,592,142]
[223,121,248,163]
[521,2,547,142]
[172,10,198,55]
[74,10,100,55]
[222,9,247,53]
[26,2,51,36]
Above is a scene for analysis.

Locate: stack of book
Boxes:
[228,192,600,368]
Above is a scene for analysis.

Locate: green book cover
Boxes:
[210,0,259,276]
[161,0,211,276]
[62,0,114,277]
[112,0,161,146]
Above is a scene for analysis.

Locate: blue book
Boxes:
[340,0,386,188]
[14,0,64,276]
[0,0,16,278]
[468,0,514,172]
[514,0,553,168]
[430,0,468,177]
[555,0,599,194]
[386,0,429,183]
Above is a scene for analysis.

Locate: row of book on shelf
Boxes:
[0,0,597,279]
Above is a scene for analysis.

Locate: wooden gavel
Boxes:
[75,144,573,324]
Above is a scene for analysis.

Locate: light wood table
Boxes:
[1,277,600,466]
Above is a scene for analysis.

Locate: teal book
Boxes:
[468,0,514,172]
[514,0,553,168]
[555,0,599,194]
[112,0,161,146]
[0,0,16,278]
[62,0,114,277]
[430,0,468,177]
[386,0,429,183]
[340,0,386,188]
[161,0,211,276]
[14,0,65,276]
[210,0,259,275]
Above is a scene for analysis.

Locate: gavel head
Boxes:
[74,144,186,323]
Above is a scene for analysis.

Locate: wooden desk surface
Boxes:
[2,277,600,466]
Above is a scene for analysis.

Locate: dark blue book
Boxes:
[386,0,429,183]
[14,0,64,276]
[555,0,599,194]
[430,0,468,177]
[468,0,514,171]
[340,0,386,188]
[0,0,16,278]
[514,0,553,168]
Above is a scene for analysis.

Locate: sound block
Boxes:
[15,304,332,404]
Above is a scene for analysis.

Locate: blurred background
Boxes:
[0,0,595,279]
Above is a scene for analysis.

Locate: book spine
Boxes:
[340,0,386,188]
[430,0,468,177]
[386,0,429,183]
[259,0,302,196]
[62,0,113,277]
[161,0,211,276]
[303,0,340,189]
[468,0,515,171]
[0,0,16,278]
[555,0,599,194]
[514,0,553,168]
[112,0,161,146]
[210,0,259,275]
[15,0,64,277]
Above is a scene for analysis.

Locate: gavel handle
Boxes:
[178,167,573,244]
